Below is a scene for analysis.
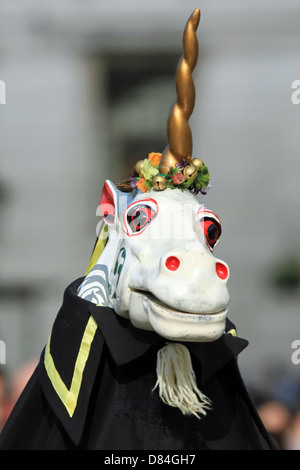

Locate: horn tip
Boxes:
[192,8,201,25]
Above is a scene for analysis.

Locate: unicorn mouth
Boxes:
[130,289,227,316]
[129,290,228,342]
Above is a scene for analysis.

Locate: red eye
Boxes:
[202,219,219,243]
[124,199,158,236]
[127,206,155,232]
[201,218,221,251]
[197,208,222,251]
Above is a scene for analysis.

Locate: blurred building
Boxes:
[0,0,299,393]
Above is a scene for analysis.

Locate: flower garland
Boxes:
[130,152,210,194]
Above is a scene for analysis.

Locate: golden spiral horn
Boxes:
[159,8,200,175]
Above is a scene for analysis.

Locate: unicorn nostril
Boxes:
[165,256,180,271]
[216,262,229,280]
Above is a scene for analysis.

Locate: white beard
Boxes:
[153,343,212,418]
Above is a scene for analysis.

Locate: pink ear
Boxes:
[100,181,115,225]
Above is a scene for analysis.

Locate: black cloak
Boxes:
[0,278,276,450]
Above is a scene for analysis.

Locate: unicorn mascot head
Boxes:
[77,9,230,418]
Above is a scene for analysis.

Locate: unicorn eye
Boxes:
[197,208,222,251]
[123,199,158,236]
[127,205,155,232]
[201,218,221,250]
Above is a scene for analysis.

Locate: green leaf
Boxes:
[141,159,159,179]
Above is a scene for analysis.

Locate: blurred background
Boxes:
[0,0,300,449]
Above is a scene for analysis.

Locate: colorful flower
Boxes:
[130,152,210,195]
[148,152,162,168]
[130,176,138,188]
[171,172,185,185]
[136,178,148,192]
[141,159,159,179]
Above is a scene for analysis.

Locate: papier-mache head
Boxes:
[78,8,230,344]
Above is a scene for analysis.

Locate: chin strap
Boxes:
[153,343,212,419]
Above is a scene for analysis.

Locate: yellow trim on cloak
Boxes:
[227,329,237,337]
[85,224,109,276]
[44,316,98,417]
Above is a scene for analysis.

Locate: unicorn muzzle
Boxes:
[128,248,230,342]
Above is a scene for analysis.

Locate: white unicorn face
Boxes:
[78,181,230,342]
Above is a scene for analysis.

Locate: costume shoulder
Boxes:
[0,278,164,449]
[39,278,107,444]
[0,279,277,450]
[0,278,106,448]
